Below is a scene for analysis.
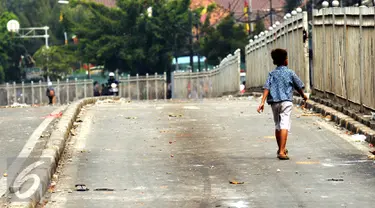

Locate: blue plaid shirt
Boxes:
[263,66,305,104]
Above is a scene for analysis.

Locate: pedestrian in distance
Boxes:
[257,48,308,160]
[46,82,56,105]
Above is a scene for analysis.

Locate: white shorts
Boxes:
[271,101,293,131]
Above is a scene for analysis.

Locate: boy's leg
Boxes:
[275,130,281,149]
[278,129,288,157]
[278,102,293,157]
[271,103,281,152]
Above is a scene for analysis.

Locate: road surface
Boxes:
[45,98,375,208]
[0,106,59,177]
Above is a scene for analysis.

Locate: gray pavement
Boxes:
[45,99,375,208]
[0,106,58,176]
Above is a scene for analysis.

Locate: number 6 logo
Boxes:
[12,161,45,199]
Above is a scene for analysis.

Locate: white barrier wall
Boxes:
[245,11,310,92]
[172,49,241,99]
[313,6,375,111]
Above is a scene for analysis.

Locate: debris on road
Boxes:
[3,173,8,177]
[367,155,375,160]
[10,102,30,108]
[168,113,183,118]
[75,184,89,191]
[351,134,366,142]
[277,169,281,172]
[125,116,137,119]
[369,150,375,155]
[70,129,77,136]
[42,112,63,119]
[94,188,115,191]
[325,115,332,121]
[96,99,116,104]
[327,178,344,182]
[48,181,57,193]
[229,180,244,184]
[301,113,321,117]
[170,154,174,158]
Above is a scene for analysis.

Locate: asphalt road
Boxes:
[45,98,375,208]
[0,106,58,176]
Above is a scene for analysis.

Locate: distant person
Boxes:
[107,72,119,96]
[46,82,55,105]
[101,84,107,96]
[167,82,172,99]
[93,81,100,96]
[257,49,308,160]
[240,81,246,94]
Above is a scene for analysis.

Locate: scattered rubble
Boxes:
[351,134,366,142]
[229,180,244,184]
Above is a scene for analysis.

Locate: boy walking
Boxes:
[257,49,308,160]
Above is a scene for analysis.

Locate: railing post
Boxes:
[154,72,158,100]
[13,81,16,104]
[57,79,60,105]
[31,81,34,105]
[146,73,149,100]
[84,79,87,98]
[136,73,140,100]
[75,78,78,101]
[343,8,349,107]
[332,7,336,102]
[303,11,310,93]
[66,79,69,104]
[359,6,365,113]
[322,7,327,98]
[21,81,25,104]
[128,74,131,99]
[163,72,167,100]
[39,80,42,105]
[6,83,10,106]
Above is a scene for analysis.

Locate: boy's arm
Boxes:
[292,72,308,101]
[258,74,271,113]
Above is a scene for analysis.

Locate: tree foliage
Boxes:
[0,11,24,83]
[66,0,191,75]
[199,14,248,66]
[33,45,77,80]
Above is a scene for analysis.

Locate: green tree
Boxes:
[65,0,191,75]
[199,14,248,66]
[33,45,77,80]
[0,11,24,83]
[253,13,265,36]
[284,0,302,13]
[5,0,71,53]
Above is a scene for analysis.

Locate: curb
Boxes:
[293,97,375,145]
[7,96,119,208]
[249,92,375,145]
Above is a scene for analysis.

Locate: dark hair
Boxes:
[271,48,288,66]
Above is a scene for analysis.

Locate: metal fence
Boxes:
[0,79,93,106]
[118,72,167,100]
[245,11,310,92]
[171,49,241,99]
[312,6,375,111]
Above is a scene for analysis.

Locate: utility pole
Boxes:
[188,10,194,72]
[196,23,201,72]
[269,0,273,26]
[247,0,252,34]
